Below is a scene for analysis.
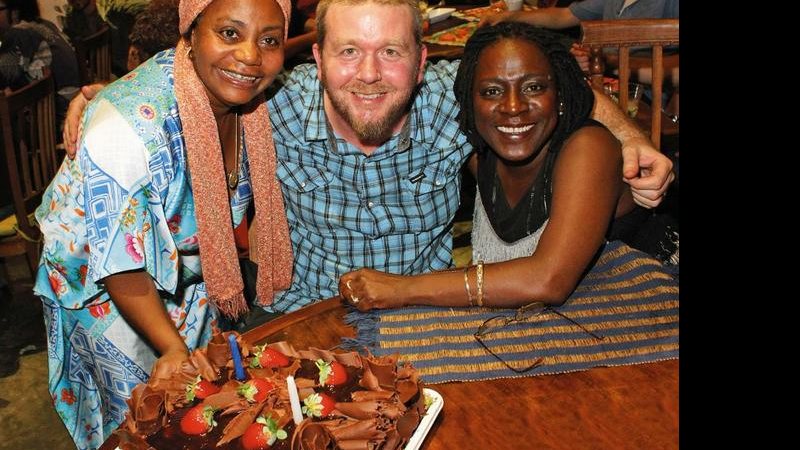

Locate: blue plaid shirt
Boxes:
[266,61,471,312]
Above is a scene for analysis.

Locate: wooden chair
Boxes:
[580,19,679,149]
[0,71,59,276]
[75,25,112,85]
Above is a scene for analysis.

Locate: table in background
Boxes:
[244,298,679,450]
[424,8,473,61]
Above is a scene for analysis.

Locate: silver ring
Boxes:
[346,280,353,290]
[351,296,360,304]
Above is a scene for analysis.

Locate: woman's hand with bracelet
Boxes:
[339,269,410,311]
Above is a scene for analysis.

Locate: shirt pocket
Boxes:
[402,159,457,196]
[277,160,333,193]
[277,160,337,230]
[396,159,460,232]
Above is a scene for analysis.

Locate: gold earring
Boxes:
[186,46,194,59]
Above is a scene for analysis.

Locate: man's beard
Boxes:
[321,71,417,145]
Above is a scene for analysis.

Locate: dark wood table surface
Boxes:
[244,298,679,450]
[99,297,678,449]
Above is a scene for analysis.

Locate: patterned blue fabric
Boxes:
[33,49,247,450]
[267,61,472,312]
[344,241,679,384]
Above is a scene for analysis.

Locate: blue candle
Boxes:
[228,334,246,381]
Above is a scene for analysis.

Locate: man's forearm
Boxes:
[590,88,651,146]
[524,8,580,29]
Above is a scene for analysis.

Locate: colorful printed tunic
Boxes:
[33,49,250,450]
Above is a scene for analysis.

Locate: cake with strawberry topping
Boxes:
[113,331,427,450]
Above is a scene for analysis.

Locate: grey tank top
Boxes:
[471,189,548,264]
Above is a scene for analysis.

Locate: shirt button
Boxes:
[367,201,374,208]
[300,182,306,188]
[435,180,442,186]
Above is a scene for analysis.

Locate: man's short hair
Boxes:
[315,0,423,49]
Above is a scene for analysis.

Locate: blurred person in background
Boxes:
[0,0,80,127]
[483,0,679,84]
[125,0,179,71]
[60,0,105,44]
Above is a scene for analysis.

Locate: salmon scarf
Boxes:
[173,0,293,318]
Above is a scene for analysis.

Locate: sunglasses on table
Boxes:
[473,301,605,374]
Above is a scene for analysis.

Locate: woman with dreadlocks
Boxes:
[339,22,633,310]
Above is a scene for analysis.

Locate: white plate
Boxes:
[427,7,456,24]
[405,388,444,450]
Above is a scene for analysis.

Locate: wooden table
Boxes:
[244,298,679,450]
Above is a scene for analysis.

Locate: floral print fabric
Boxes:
[33,50,249,450]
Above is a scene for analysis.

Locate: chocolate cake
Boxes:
[113,332,427,450]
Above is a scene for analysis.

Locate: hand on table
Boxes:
[339,269,407,312]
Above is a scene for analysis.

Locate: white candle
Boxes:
[286,375,304,425]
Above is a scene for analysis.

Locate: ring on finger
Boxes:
[351,295,360,304]
[346,280,353,290]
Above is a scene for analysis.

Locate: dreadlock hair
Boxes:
[453,21,594,157]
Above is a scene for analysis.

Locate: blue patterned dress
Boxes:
[33,49,251,450]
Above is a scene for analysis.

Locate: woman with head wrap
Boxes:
[33,0,293,447]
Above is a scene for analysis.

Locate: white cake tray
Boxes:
[405,388,444,450]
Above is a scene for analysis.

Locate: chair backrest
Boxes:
[0,71,59,273]
[75,25,112,84]
[580,19,679,149]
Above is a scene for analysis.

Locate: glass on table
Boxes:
[504,0,523,11]
[604,80,644,118]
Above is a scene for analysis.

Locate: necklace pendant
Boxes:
[227,169,239,190]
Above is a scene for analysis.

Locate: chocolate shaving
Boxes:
[350,391,394,402]
[189,348,220,381]
[336,439,375,450]
[124,384,167,436]
[291,421,335,450]
[329,417,387,441]
[113,428,156,450]
[202,389,244,410]
[334,400,405,421]
[217,402,267,445]
[296,348,364,369]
